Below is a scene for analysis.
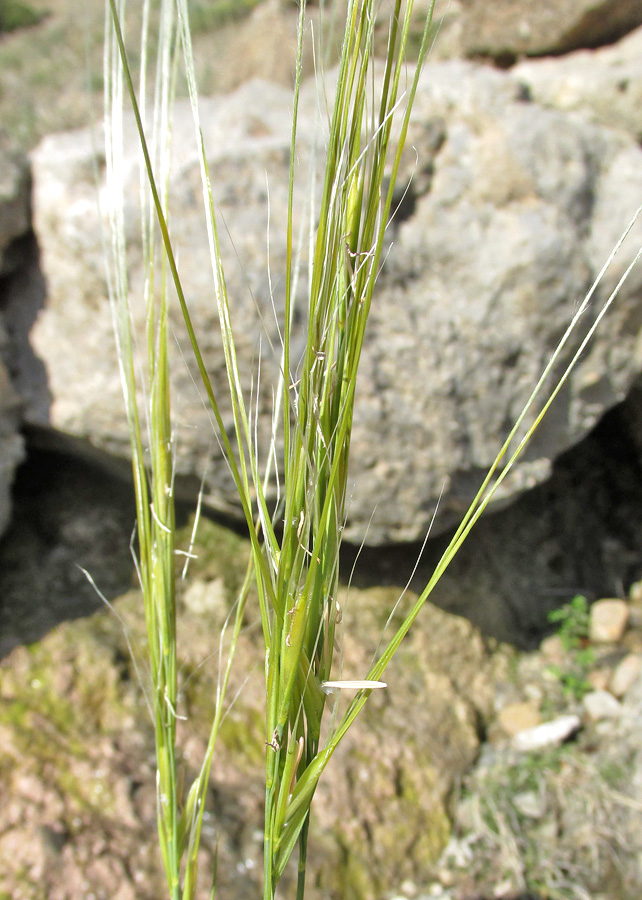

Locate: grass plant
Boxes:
[453,747,636,900]
[103,1,642,898]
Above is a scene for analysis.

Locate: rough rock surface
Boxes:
[25,58,642,544]
[0,517,495,900]
[4,381,642,656]
[514,25,642,142]
[459,0,642,60]
[3,511,642,900]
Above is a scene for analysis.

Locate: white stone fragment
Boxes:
[512,714,581,752]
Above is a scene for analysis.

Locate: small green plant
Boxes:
[546,664,592,700]
[548,594,590,652]
[547,595,594,699]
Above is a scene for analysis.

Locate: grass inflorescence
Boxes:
[103,1,642,898]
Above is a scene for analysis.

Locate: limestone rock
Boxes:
[514,26,642,142]
[460,0,642,60]
[497,701,541,738]
[589,598,629,643]
[629,579,642,606]
[587,667,611,692]
[0,552,495,900]
[26,60,642,544]
[511,714,581,752]
[583,689,622,721]
[611,653,642,698]
[540,634,566,665]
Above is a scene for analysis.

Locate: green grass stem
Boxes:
[104,1,641,897]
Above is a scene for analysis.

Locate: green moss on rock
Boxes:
[177,514,251,598]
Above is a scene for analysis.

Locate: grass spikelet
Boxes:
[103,1,642,898]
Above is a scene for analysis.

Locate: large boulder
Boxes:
[0,520,495,899]
[25,58,642,545]
[459,0,642,60]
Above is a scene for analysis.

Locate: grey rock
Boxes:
[583,689,622,721]
[26,60,642,544]
[514,26,642,142]
[459,0,642,59]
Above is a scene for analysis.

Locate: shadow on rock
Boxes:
[0,441,137,657]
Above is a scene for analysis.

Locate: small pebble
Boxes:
[583,689,622,721]
[622,631,642,653]
[587,668,611,691]
[513,790,545,819]
[589,599,629,643]
[540,634,565,663]
[610,654,642,698]
[629,580,642,606]
[512,714,581,752]
[627,604,642,630]
[498,702,541,737]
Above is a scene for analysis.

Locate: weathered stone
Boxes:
[583,689,622,721]
[0,529,495,900]
[623,631,642,654]
[514,26,642,142]
[628,604,642,631]
[587,668,611,692]
[610,653,642,698]
[589,598,629,643]
[539,634,566,664]
[513,790,546,819]
[460,0,642,60]
[181,577,227,617]
[512,714,581,752]
[629,579,642,606]
[25,60,642,545]
[497,701,541,738]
